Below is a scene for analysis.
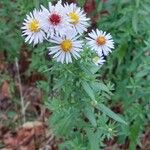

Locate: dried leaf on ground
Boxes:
[0,81,11,110]
[0,52,6,72]
[1,81,11,99]
[1,121,48,150]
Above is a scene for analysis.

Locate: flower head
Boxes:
[93,55,105,66]
[64,3,90,34]
[86,29,114,56]
[48,29,83,64]
[21,9,45,45]
[40,0,71,38]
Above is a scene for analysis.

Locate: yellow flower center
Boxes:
[68,12,79,24]
[61,40,73,52]
[97,36,106,45]
[93,56,100,63]
[28,19,40,32]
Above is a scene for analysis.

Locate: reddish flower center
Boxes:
[49,13,61,25]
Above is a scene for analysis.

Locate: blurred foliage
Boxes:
[98,0,150,149]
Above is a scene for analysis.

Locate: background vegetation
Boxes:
[0,0,150,149]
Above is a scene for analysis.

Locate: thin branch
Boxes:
[15,57,26,123]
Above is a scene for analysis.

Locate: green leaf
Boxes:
[117,43,128,63]
[81,81,95,100]
[89,63,100,74]
[96,104,127,125]
[53,78,66,90]
[129,119,141,150]
[97,1,103,12]
[84,107,97,127]
[78,63,93,75]
[7,111,16,118]
[78,0,86,7]
[34,0,40,8]
[135,0,140,8]
[86,129,100,150]
[95,82,110,93]
[132,12,138,33]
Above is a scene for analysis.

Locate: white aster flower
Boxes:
[48,29,83,64]
[40,0,71,38]
[92,56,105,66]
[86,29,114,56]
[64,3,90,34]
[21,9,45,45]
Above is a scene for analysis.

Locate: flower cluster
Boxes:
[22,0,114,65]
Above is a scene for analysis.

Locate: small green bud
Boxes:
[108,128,113,132]
[91,100,98,107]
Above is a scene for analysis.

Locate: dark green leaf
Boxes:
[84,107,97,127]
[96,104,127,125]
[82,81,95,100]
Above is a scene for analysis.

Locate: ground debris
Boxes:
[0,121,57,150]
[0,80,11,110]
